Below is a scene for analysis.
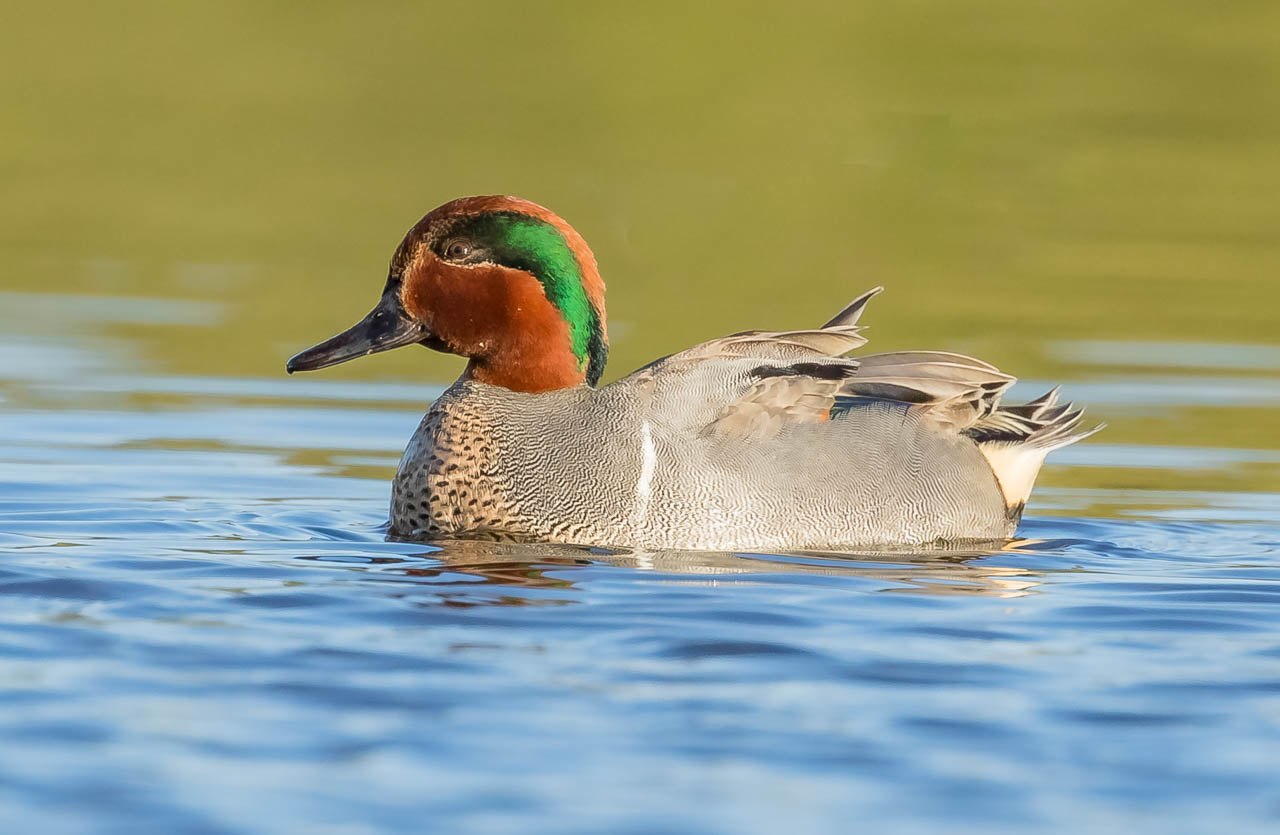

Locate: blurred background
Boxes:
[2,5,1280,834]
[4,3,1277,361]
[5,2,1280,484]
[4,2,1278,495]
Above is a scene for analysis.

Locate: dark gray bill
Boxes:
[286,291,428,373]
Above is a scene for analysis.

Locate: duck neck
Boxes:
[464,289,588,393]
[405,261,588,394]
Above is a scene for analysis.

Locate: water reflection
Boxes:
[350,537,1047,601]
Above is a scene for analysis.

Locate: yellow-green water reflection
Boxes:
[2,1,1278,499]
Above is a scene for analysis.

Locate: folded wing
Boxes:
[634,287,1100,507]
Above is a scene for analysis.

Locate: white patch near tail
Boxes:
[978,422,1104,508]
[968,385,1104,508]
[978,443,1053,508]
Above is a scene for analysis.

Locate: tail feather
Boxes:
[970,388,1103,508]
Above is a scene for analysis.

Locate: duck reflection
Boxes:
[367,535,1045,601]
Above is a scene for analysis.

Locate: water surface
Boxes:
[2,300,1278,834]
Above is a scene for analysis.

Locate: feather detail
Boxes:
[821,285,884,328]
[643,288,1102,507]
[640,286,885,374]
[970,389,1105,508]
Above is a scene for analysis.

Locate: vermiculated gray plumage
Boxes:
[390,289,1100,550]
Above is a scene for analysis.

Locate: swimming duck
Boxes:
[287,195,1099,550]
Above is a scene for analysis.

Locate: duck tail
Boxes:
[968,388,1103,510]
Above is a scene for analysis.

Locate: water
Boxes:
[4,2,1280,832]
[2,314,1278,835]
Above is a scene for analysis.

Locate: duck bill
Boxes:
[286,291,429,374]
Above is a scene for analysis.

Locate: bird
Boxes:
[287,195,1099,551]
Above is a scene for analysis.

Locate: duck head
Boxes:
[286,195,608,392]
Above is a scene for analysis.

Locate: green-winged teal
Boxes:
[287,195,1099,550]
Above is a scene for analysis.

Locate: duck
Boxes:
[286,195,1100,551]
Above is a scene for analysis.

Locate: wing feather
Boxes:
[626,288,1099,457]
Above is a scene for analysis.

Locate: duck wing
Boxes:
[615,287,1100,509]
[633,286,883,373]
[701,349,1019,440]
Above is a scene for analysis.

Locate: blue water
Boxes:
[2,328,1279,834]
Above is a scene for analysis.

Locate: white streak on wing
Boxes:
[635,419,657,526]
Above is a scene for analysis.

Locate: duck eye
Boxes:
[443,240,472,261]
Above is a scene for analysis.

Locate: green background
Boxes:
[2,1,1277,492]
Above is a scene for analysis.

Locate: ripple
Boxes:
[2,359,1280,835]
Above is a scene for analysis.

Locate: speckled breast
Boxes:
[389,387,528,538]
